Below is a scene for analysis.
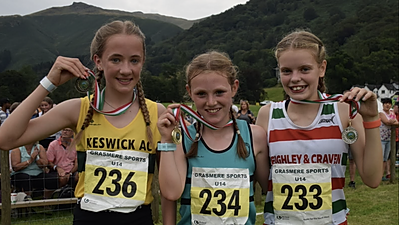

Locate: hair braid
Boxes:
[230,108,248,159]
[185,121,201,158]
[136,80,153,147]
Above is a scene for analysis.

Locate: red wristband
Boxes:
[363,118,381,129]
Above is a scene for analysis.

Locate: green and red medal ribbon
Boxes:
[290,91,361,119]
[85,70,135,116]
[173,104,233,142]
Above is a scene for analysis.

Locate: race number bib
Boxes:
[81,150,149,212]
[272,164,332,225]
[191,167,250,225]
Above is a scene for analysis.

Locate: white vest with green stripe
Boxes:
[264,100,349,225]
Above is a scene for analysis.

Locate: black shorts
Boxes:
[73,201,153,225]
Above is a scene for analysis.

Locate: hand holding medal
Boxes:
[290,90,371,144]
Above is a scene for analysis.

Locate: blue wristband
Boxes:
[157,143,176,152]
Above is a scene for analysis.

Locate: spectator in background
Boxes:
[10,141,48,200]
[0,98,11,125]
[379,98,398,181]
[38,97,53,117]
[46,128,78,189]
[237,99,256,124]
[394,102,399,160]
[9,102,58,199]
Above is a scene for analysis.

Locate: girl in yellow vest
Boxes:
[0,20,173,225]
[157,51,270,225]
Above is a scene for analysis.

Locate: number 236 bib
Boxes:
[272,164,333,225]
[81,150,149,212]
[191,167,250,225]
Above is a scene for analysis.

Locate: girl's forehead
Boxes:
[189,71,229,84]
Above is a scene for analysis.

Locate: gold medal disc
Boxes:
[171,127,182,144]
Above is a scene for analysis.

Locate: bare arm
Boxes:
[157,104,188,200]
[0,56,87,151]
[250,124,269,192]
[161,196,177,225]
[11,149,27,172]
[71,157,78,174]
[379,112,397,125]
[35,145,48,168]
[340,88,383,188]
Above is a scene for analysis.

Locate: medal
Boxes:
[342,119,358,144]
[75,73,95,93]
[77,69,136,116]
[171,126,182,144]
[291,91,361,145]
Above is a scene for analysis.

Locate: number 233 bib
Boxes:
[272,164,333,225]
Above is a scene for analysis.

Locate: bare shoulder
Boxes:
[249,124,267,155]
[249,124,266,140]
[255,103,272,130]
[258,104,272,119]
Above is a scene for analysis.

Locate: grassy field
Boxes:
[262,85,285,103]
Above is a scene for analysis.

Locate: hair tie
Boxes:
[236,130,241,135]
[146,122,150,126]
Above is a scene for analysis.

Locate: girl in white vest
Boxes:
[256,30,383,225]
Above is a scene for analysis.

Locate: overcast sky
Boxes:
[0,0,249,20]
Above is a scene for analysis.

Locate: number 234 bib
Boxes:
[191,167,250,225]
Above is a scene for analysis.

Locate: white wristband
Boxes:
[40,77,57,93]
